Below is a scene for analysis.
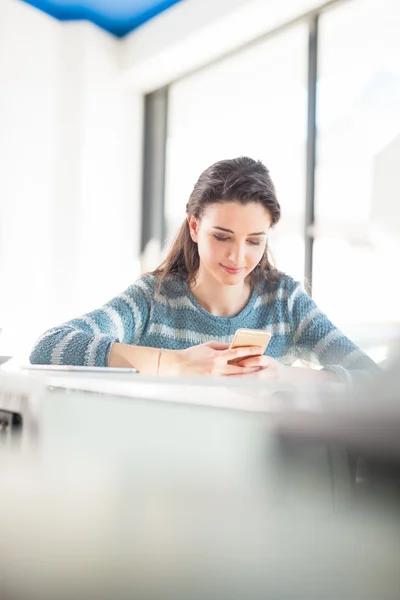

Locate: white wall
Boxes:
[0,0,60,355]
[0,0,142,357]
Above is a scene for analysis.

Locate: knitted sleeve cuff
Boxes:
[104,341,114,367]
[85,335,115,367]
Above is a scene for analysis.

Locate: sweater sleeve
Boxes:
[286,280,380,384]
[29,282,150,367]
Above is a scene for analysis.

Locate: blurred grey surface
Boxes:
[0,371,400,600]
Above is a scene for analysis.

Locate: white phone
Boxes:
[228,328,271,365]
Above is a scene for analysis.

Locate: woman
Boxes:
[30,157,378,382]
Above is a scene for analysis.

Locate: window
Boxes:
[147,0,400,361]
[165,24,308,282]
[313,0,400,346]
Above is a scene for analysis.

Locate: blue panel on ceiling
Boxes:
[21,0,184,37]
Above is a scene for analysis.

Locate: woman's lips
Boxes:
[220,264,244,275]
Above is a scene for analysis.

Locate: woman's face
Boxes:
[188,202,272,286]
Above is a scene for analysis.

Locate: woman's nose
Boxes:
[227,243,245,265]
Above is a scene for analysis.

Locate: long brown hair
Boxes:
[153,157,283,288]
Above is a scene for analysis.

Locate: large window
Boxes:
[313,0,400,343]
[165,24,308,283]
[145,0,400,360]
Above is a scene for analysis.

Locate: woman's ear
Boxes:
[187,216,199,243]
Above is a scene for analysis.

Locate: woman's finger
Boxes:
[236,356,270,368]
[224,346,264,360]
[228,367,264,376]
[206,341,231,350]
[222,365,262,376]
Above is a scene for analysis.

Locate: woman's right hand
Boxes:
[163,341,264,376]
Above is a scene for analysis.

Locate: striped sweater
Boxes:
[30,273,378,382]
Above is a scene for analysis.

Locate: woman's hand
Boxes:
[234,354,288,379]
[164,341,264,376]
[236,355,340,382]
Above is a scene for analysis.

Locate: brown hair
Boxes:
[153,157,283,288]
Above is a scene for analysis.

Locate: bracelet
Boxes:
[157,348,163,375]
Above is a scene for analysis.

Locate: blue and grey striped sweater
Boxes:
[30,273,378,382]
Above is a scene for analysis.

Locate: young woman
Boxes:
[30,157,378,383]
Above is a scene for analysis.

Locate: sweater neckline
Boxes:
[184,282,258,323]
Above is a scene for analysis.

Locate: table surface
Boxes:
[1,367,400,600]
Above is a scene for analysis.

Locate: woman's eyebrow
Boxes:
[213,226,267,235]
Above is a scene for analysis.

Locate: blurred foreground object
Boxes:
[277,345,400,462]
[0,370,400,600]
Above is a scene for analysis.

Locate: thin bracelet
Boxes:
[157,348,163,375]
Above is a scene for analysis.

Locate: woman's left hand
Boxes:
[236,355,340,383]
[235,355,288,379]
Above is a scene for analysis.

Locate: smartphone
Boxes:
[227,328,272,365]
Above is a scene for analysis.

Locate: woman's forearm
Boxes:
[109,342,180,375]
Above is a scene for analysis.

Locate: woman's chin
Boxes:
[216,269,247,286]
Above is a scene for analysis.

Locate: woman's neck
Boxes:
[189,269,252,317]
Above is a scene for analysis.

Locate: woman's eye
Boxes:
[213,234,261,245]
